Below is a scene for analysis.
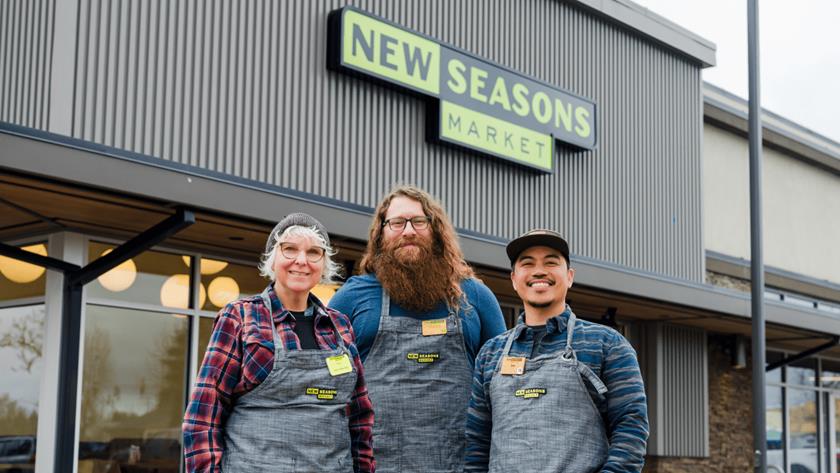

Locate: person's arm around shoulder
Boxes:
[333,310,376,473]
[600,331,650,473]
[464,339,499,473]
[467,279,507,345]
[183,303,245,473]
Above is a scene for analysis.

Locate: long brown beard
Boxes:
[372,234,454,312]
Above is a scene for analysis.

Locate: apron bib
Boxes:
[362,292,473,473]
[222,289,357,472]
[488,312,609,473]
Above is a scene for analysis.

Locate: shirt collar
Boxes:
[266,284,331,324]
[514,305,573,339]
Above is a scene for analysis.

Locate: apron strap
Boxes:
[496,324,526,373]
[564,311,577,352]
[578,362,609,395]
[381,291,391,319]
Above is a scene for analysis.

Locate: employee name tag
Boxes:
[500,356,526,375]
[422,319,448,336]
[326,354,353,376]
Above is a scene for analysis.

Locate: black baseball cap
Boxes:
[506,229,570,266]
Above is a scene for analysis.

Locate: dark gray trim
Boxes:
[571,0,716,67]
[706,250,840,303]
[704,83,840,176]
[5,124,840,337]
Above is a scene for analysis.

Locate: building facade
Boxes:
[1,1,839,473]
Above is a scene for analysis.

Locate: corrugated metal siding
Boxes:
[653,323,709,457]
[66,0,703,280]
[0,0,54,129]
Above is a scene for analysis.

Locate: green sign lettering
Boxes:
[328,7,597,173]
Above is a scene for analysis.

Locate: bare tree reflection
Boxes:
[0,308,44,373]
[80,325,117,441]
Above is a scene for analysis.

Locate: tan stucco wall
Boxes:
[703,124,840,285]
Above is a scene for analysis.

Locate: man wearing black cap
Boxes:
[464,229,649,473]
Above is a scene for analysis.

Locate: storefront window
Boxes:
[199,259,265,312]
[0,305,45,473]
[788,388,819,473]
[87,241,196,309]
[788,359,818,387]
[0,243,47,301]
[766,385,785,470]
[77,305,187,473]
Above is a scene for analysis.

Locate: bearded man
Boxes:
[330,185,506,473]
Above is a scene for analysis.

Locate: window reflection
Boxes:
[766,385,784,470]
[0,243,47,301]
[0,305,44,473]
[77,305,187,473]
[788,359,817,387]
[788,388,819,473]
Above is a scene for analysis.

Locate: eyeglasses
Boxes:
[279,242,326,263]
[382,216,432,232]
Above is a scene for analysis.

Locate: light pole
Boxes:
[747,0,766,471]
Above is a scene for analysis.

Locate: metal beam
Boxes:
[765,337,840,372]
[70,207,195,286]
[0,242,80,273]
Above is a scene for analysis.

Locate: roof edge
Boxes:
[572,0,716,67]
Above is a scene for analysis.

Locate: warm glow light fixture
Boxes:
[181,256,229,275]
[0,244,47,283]
[97,249,137,292]
[208,276,240,307]
[160,274,206,308]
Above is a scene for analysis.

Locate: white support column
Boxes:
[35,232,85,473]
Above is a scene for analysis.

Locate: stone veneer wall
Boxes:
[643,335,754,473]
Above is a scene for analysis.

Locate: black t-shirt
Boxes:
[528,324,548,358]
[289,308,318,350]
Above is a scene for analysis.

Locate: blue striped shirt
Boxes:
[464,307,649,472]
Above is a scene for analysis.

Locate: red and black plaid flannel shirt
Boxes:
[183,285,375,472]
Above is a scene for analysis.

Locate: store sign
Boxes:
[327,7,597,173]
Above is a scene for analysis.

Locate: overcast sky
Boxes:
[633,0,840,143]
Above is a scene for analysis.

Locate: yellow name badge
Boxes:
[500,356,526,375]
[326,354,353,376]
[421,319,448,336]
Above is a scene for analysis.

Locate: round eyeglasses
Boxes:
[381,216,432,232]
[279,242,326,263]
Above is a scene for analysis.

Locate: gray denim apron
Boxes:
[488,312,609,473]
[221,290,358,472]
[362,292,473,472]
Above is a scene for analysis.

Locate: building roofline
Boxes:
[572,0,716,67]
[704,82,840,176]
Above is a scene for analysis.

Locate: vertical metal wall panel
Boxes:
[0,0,54,129]
[62,0,703,280]
[643,323,709,457]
